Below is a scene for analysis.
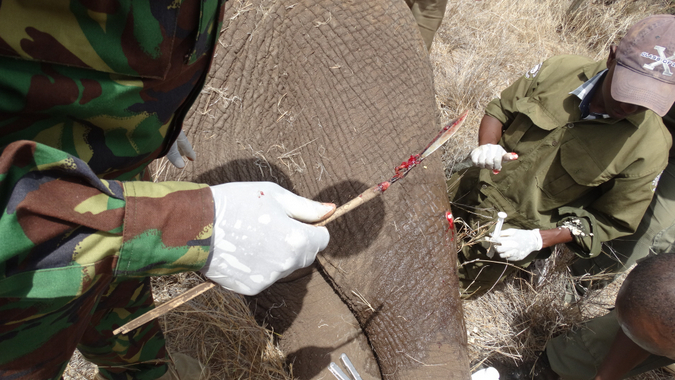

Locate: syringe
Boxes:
[487,211,507,258]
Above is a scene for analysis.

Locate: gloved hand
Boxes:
[201,182,335,295]
[490,228,542,261]
[471,144,517,171]
[167,131,196,169]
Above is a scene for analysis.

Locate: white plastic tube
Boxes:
[487,212,507,259]
[493,212,507,238]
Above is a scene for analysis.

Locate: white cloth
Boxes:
[202,182,333,295]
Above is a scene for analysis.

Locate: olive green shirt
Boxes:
[662,105,675,160]
[456,55,671,257]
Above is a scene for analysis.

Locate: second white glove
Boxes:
[201,182,334,296]
[490,228,543,261]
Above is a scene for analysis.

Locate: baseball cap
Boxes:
[611,14,675,117]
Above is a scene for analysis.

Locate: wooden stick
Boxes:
[314,183,385,226]
[113,282,216,335]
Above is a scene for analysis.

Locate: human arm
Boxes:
[555,162,666,258]
[202,182,334,295]
[594,328,651,380]
[491,227,573,261]
[166,131,197,169]
[0,140,214,298]
[478,115,504,145]
[540,227,573,248]
[470,115,519,170]
[1,141,332,298]
[470,69,532,170]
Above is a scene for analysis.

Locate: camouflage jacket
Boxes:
[0,0,223,300]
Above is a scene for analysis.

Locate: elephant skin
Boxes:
[165,0,470,378]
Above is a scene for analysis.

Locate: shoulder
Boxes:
[622,112,671,173]
[636,112,672,148]
[531,55,597,83]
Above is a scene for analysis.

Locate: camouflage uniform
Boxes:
[0,1,223,379]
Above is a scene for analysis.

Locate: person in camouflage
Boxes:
[0,1,333,379]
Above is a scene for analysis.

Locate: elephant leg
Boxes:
[169,0,470,378]
[250,267,380,380]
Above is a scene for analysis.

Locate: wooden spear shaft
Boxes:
[113,110,468,336]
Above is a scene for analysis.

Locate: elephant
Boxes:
[161,0,470,378]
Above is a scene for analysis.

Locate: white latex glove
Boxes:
[471,144,507,170]
[166,131,196,168]
[490,228,543,261]
[201,182,334,296]
[471,367,500,380]
[470,144,518,171]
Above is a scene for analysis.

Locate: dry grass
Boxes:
[433,0,673,377]
[64,274,292,380]
[153,273,292,380]
[462,247,613,368]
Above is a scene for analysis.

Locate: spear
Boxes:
[314,109,468,226]
[113,110,469,335]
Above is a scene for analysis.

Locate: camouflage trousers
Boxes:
[0,275,168,380]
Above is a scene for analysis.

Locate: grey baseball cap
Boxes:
[612,14,675,117]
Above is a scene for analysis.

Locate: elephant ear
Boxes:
[173,0,470,379]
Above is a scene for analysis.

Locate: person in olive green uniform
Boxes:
[570,103,675,281]
[544,253,675,380]
[449,15,675,298]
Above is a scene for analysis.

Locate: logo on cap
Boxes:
[641,46,675,76]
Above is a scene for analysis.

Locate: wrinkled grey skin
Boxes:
[166,0,470,378]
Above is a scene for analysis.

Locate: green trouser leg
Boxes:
[546,310,673,380]
[569,162,675,283]
[404,0,448,51]
[0,271,116,379]
[78,277,169,380]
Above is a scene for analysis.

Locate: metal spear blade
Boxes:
[419,109,469,160]
[389,109,469,184]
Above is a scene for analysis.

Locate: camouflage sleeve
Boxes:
[0,140,213,299]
